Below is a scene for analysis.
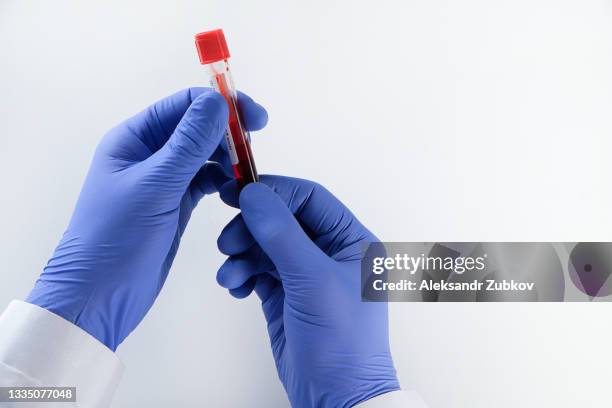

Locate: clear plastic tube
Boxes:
[195,29,258,188]
[205,60,258,187]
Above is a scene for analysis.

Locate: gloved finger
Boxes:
[178,164,229,239]
[217,214,255,256]
[189,162,232,205]
[210,145,234,173]
[148,89,228,186]
[238,183,329,279]
[217,255,258,290]
[228,276,257,299]
[219,180,241,208]
[237,91,268,131]
[254,273,281,302]
[104,88,267,158]
[221,175,372,247]
[222,257,279,300]
[217,245,277,290]
[99,87,211,157]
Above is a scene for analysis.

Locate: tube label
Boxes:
[210,77,239,165]
[224,128,239,165]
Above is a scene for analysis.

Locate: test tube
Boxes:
[194,29,258,188]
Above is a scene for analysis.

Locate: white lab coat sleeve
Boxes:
[0,300,123,408]
[355,390,429,408]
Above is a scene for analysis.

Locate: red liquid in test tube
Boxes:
[194,29,258,188]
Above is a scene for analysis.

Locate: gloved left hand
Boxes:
[26,87,268,351]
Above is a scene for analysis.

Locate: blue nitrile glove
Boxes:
[216,176,400,408]
[26,87,268,351]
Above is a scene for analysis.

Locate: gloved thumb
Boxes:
[239,183,329,286]
[151,89,228,186]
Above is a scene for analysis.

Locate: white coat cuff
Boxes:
[0,300,124,407]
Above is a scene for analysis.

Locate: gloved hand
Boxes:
[27,87,268,351]
[216,176,400,408]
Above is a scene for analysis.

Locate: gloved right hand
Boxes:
[216,176,400,407]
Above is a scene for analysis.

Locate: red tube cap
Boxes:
[195,29,230,64]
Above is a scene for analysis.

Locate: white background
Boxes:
[2,1,612,407]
